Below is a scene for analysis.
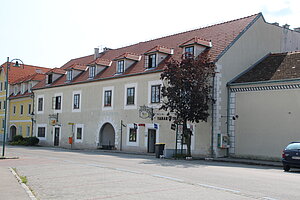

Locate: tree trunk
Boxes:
[183,120,192,157]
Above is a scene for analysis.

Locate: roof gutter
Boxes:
[228,78,300,87]
[32,69,163,91]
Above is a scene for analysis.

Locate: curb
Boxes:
[211,158,282,167]
[10,167,37,200]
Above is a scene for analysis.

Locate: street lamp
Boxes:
[2,57,24,157]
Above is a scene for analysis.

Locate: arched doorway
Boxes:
[10,126,17,141]
[99,123,115,150]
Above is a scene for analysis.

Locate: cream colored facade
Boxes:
[34,72,212,155]
[0,71,6,140]
[33,15,300,157]
[229,81,300,160]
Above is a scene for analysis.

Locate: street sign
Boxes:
[154,123,158,129]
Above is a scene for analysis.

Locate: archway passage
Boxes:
[10,126,17,141]
[99,123,115,150]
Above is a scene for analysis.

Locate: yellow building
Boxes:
[0,62,48,141]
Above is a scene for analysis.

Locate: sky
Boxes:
[1,0,299,68]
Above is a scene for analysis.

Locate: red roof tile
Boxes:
[89,58,112,66]
[114,52,141,61]
[12,73,46,85]
[47,68,66,75]
[0,62,49,84]
[179,37,212,48]
[145,45,173,54]
[34,13,261,90]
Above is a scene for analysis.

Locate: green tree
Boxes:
[160,51,215,156]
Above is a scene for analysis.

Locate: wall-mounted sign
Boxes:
[139,105,154,120]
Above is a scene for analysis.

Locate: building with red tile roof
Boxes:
[0,62,49,141]
[32,13,300,158]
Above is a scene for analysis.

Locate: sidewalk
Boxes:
[0,166,30,200]
[211,157,282,167]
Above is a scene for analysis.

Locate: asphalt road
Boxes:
[1,146,300,200]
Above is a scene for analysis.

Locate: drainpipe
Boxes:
[226,86,231,157]
[210,75,215,157]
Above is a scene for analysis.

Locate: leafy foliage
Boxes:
[10,135,39,146]
[160,51,216,156]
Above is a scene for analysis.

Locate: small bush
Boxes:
[12,135,24,142]
[10,136,39,146]
[27,137,39,146]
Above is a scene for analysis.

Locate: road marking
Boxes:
[152,174,184,182]
[87,163,105,168]
[115,168,142,174]
[198,183,240,194]
[262,197,279,200]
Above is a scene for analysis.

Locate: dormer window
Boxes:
[48,74,53,84]
[89,66,96,78]
[113,53,141,74]
[67,70,73,81]
[144,46,173,69]
[117,60,125,73]
[148,54,157,68]
[184,46,194,57]
[180,37,212,58]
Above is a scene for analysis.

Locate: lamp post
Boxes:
[2,57,24,157]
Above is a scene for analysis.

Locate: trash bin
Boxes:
[155,143,165,158]
[68,137,73,144]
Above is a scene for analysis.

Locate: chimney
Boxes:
[272,22,279,26]
[103,47,112,52]
[283,24,290,29]
[294,27,300,33]
[94,48,99,60]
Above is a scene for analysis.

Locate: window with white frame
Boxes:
[124,83,137,109]
[0,82,2,91]
[151,85,161,103]
[0,101,2,109]
[89,66,96,78]
[52,93,63,113]
[129,128,137,142]
[104,90,112,106]
[2,119,4,129]
[37,125,46,139]
[148,54,156,68]
[117,60,125,73]
[47,74,53,84]
[75,124,84,142]
[126,87,135,105]
[184,46,194,58]
[72,91,81,112]
[37,96,44,113]
[13,105,16,114]
[67,70,73,81]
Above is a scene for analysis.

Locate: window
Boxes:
[2,119,4,129]
[54,96,61,110]
[72,91,81,112]
[129,128,137,142]
[0,82,2,91]
[117,60,124,73]
[89,66,96,78]
[19,126,22,135]
[20,105,23,115]
[28,104,31,115]
[73,94,80,109]
[151,85,161,103]
[48,74,53,84]
[75,124,84,142]
[67,70,73,81]
[104,90,112,107]
[76,127,82,140]
[0,101,1,109]
[28,83,32,92]
[3,100,6,109]
[38,97,43,112]
[148,54,156,68]
[185,46,194,57]
[37,127,46,138]
[126,87,135,105]
[26,126,30,137]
